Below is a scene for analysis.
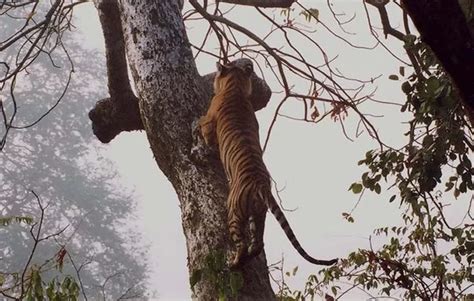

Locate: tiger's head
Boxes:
[213,61,253,98]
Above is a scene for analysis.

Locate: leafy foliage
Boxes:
[25,271,80,301]
[0,211,82,300]
[190,250,244,300]
[316,37,473,300]
[0,216,34,226]
[272,7,472,299]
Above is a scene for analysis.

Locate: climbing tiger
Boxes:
[199,61,337,268]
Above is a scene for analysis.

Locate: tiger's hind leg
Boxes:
[227,187,249,268]
[247,188,268,259]
[247,212,266,258]
[228,212,248,268]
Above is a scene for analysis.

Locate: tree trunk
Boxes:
[402,0,474,122]
[115,0,275,299]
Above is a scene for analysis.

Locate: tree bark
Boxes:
[92,0,275,299]
[402,0,474,122]
[89,0,143,143]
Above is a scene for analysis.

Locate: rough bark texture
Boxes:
[402,0,474,122]
[95,0,276,299]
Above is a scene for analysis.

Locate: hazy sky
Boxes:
[72,2,446,300]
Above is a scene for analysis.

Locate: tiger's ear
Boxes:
[243,63,253,76]
[216,62,229,77]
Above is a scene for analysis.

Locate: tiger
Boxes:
[198,61,337,268]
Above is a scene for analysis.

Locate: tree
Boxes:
[0,15,148,300]
[90,1,279,299]
[402,0,474,122]
[1,0,472,299]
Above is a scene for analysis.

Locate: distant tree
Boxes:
[0,17,148,299]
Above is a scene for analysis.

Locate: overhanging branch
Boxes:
[89,0,272,143]
[89,0,142,143]
[365,0,404,40]
[218,0,294,8]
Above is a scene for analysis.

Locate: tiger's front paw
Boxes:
[247,242,264,259]
[190,119,214,163]
[229,244,248,269]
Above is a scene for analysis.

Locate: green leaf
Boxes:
[0,216,34,226]
[46,281,55,300]
[292,266,299,276]
[300,8,319,23]
[454,188,460,198]
[61,277,71,291]
[426,76,440,94]
[26,289,34,301]
[190,269,202,290]
[401,81,411,94]
[399,66,405,76]
[389,74,399,80]
[331,285,338,296]
[374,183,381,194]
[445,182,454,191]
[350,183,363,194]
[229,272,243,297]
[452,228,462,239]
[308,8,319,20]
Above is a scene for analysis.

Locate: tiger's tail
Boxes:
[266,192,338,266]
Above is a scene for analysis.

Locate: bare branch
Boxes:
[365,0,405,40]
[217,0,294,8]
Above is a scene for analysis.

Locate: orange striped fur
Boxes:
[199,61,337,268]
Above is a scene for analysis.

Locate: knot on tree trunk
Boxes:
[88,94,143,143]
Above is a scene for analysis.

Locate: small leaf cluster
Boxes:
[0,216,82,300]
[280,7,320,27]
[274,265,336,301]
[0,215,34,226]
[190,250,243,301]
[299,8,319,23]
[0,268,80,301]
[25,271,80,301]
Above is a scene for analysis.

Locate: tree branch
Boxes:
[365,0,404,40]
[218,0,295,8]
[88,0,142,143]
[364,0,424,80]
[89,0,271,143]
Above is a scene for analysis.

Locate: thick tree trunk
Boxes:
[114,0,275,299]
[402,0,474,122]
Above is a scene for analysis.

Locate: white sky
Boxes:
[72,2,467,300]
